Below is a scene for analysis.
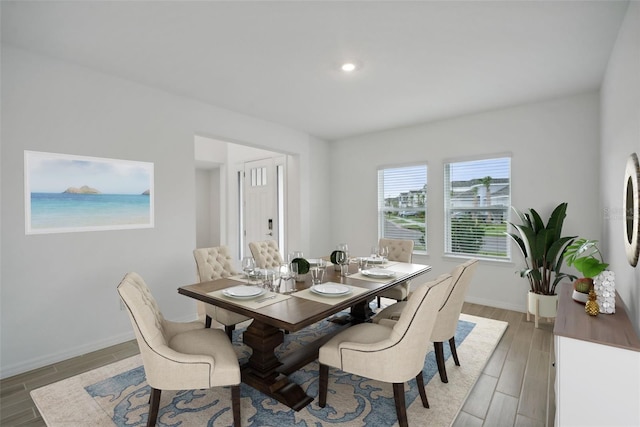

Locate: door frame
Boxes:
[239,155,287,259]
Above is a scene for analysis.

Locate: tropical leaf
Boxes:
[564,238,608,278]
[546,203,568,241]
[529,209,545,233]
[505,232,527,258]
[510,206,528,226]
[547,236,576,268]
[507,203,574,295]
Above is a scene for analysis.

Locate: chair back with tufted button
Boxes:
[193,246,250,335]
[193,246,238,281]
[248,240,284,269]
[379,238,414,263]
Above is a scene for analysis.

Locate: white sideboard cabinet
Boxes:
[553,283,640,426]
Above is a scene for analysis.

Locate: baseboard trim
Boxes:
[0,313,198,379]
[465,295,525,313]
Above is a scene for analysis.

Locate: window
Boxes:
[377,164,427,252]
[444,156,511,260]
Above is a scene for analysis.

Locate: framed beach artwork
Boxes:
[25,151,154,234]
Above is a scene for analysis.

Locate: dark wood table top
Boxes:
[178,262,432,332]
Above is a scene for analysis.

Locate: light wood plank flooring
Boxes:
[0,303,555,426]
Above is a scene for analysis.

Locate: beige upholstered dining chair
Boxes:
[117,272,241,427]
[376,238,415,307]
[318,274,452,427]
[374,258,479,383]
[193,246,251,340]
[248,240,284,269]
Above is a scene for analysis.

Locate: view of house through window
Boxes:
[377,164,427,252]
[444,156,511,260]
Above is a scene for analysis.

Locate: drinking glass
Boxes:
[279,263,290,291]
[262,270,276,291]
[310,265,325,285]
[241,256,255,279]
[370,245,380,259]
[279,263,296,293]
[358,257,369,273]
[290,262,299,290]
[248,271,263,287]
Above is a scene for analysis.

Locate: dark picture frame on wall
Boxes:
[624,152,640,267]
[24,151,154,235]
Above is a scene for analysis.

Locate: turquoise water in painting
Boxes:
[30,193,151,229]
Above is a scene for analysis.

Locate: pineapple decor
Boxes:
[585,289,600,316]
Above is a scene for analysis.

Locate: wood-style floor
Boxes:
[0,302,555,426]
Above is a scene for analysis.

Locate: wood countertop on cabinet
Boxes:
[553,282,640,352]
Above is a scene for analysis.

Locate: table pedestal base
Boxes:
[240,320,314,411]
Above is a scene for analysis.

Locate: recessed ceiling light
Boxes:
[341,62,357,72]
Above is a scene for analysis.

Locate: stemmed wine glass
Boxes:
[379,246,389,263]
[335,250,348,276]
[337,243,349,258]
[242,256,256,280]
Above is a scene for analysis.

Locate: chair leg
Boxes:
[205,315,212,328]
[318,364,328,407]
[449,336,460,366]
[147,387,161,427]
[225,325,235,341]
[377,296,382,308]
[392,383,409,427]
[415,371,429,408]
[434,341,448,383]
[231,385,241,427]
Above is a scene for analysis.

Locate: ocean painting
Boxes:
[25,151,154,234]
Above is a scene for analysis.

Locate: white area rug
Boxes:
[31,314,507,426]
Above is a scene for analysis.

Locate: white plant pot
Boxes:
[527,292,558,328]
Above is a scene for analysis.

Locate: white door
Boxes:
[243,158,278,256]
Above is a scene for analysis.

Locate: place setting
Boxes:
[291,258,370,304]
[349,255,401,282]
[293,282,369,305]
[208,263,292,308]
[209,285,291,309]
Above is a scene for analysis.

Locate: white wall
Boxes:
[330,92,601,312]
[0,47,332,378]
[195,168,219,249]
[600,1,640,333]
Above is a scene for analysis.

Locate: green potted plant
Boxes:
[506,203,576,326]
[564,238,609,303]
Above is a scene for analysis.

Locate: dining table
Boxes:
[177,258,432,411]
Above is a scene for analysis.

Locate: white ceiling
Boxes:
[1,1,629,141]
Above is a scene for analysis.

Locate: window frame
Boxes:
[443,154,511,261]
[377,162,428,254]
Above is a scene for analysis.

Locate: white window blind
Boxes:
[444,157,511,260]
[377,164,427,252]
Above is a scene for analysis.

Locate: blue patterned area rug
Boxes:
[31,314,507,426]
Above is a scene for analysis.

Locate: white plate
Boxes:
[361,268,396,278]
[307,259,325,266]
[223,285,266,299]
[310,284,351,296]
[362,257,385,264]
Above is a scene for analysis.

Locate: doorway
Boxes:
[241,157,285,257]
[194,135,289,262]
